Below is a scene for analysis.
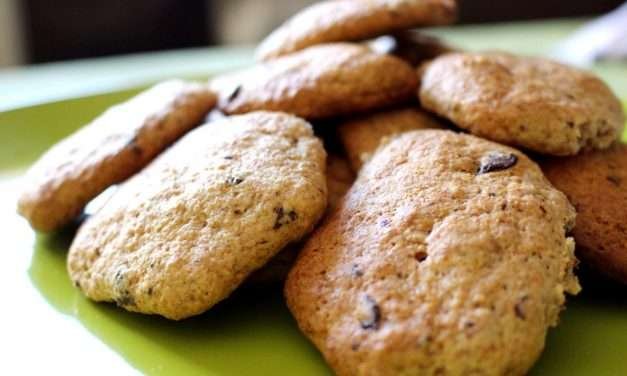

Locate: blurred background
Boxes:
[0,0,624,68]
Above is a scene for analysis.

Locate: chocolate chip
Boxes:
[351,264,364,277]
[114,270,125,282]
[115,292,135,307]
[226,176,244,185]
[227,85,242,102]
[224,155,234,160]
[288,210,297,221]
[273,207,298,229]
[477,152,518,175]
[147,287,153,296]
[414,251,428,262]
[607,175,622,186]
[359,295,381,330]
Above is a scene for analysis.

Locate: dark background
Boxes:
[20,0,625,64]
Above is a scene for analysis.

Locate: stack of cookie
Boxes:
[17,0,626,375]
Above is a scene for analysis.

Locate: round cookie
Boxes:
[68,111,327,320]
[286,130,579,375]
[338,107,445,172]
[419,51,625,156]
[211,43,419,120]
[542,143,627,284]
[255,0,457,61]
[18,80,216,232]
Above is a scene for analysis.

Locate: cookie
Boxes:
[17,80,216,232]
[286,130,579,375]
[542,143,627,284]
[247,153,355,286]
[325,154,356,210]
[255,0,457,61]
[210,43,419,120]
[338,107,444,172]
[67,111,327,320]
[369,32,457,66]
[419,51,625,156]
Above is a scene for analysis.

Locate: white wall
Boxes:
[0,0,25,67]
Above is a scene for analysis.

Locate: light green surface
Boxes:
[1,18,627,375]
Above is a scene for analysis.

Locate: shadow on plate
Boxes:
[28,227,330,376]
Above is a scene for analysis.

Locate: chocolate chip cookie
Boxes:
[542,143,627,284]
[18,80,216,232]
[338,107,444,172]
[286,129,579,375]
[68,111,327,320]
[211,43,418,120]
[419,51,625,156]
[256,0,457,61]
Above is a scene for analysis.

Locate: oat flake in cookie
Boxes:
[419,51,625,156]
[68,111,327,320]
[286,130,580,375]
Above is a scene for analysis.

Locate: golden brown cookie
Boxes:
[286,130,579,375]
[542,143,627,284]
[18,80,216,232]
[255,0,457,61]
[338,107,444,172]
[326,154,356,211]
[68,111,327,320]
[210,43,419,120]
[419,51,625,156]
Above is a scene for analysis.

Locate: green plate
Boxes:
[2,20,627,372]
[1,90,627,376]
